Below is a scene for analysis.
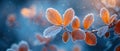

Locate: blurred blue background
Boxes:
[0,0,120,51]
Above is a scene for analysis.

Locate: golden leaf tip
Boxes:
[100,7,108,17]
[84,13,94,21]
[65,8,75,15]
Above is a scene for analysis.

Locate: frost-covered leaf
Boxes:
[85,31,97,46]
[46,8,62,26]
[62,31,69,43]
[63,8,75,27]
[115,44,120,51]
[49,45,57,51]
[72,16,80,30]
[83,13,94,30]
[110,14,117,24]
[42,46,48,51]
[73,45,81,51]
[100,8,110,25]
[114,20,120,35]
[101,0,116,8]
[43,26,62,38]
[11,44,18,51]
[7,49,15,51]
[105,32,110,38]
[97,26,108,38]
[35,34,51,45]
[18,41,29,51]
[71,29,86,41]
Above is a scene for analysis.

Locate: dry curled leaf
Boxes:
[100,7,110,25]
[85,31,97,46]
[62,31,69,43]
[71,29,86,41]
[63,8,75,27]
[83,13,94,30]
[46,8,62,26]
[72,16,80,30]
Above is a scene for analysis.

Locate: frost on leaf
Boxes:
[11,44,18,51]
[18,41,29,51]
[71,29,86,41]
[73,45,81,51]
[63,8,75,27]
[114,20,120,35]
[115,44,120,51]
[7,49,15,51]
[83,13,94,30]
[43,25,62,38]
[35,34,51,45]
[97,26,108,38]
[62,31,69,43]
[101,0,116,8]
[72,16,80,30]
[46,8,62,26]
[100,7,110,25]
[85,31,97,46]
[110,14,117,24]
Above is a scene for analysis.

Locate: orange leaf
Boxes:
[18,41,29,51]
[49,45,57,51]
[101,0,116,8]
[71,29,86,41]
[35,34,44,42]
[7,14,16,23]
[21,8,31,17]
[63,8,75,27]
[62,31,69,43]
[42,47,48,51]
[115,44,120,51]
[114,20,120,35]
[107,0,116,8]
[110,14,117,24]
[100,8,110,25]
[73,45,81,51]
[7,14,16,27]
[72,16,80,30]
[35,34,51,44]
[85,31,97,46]
[21,6,36,18]
[46,8,62,26]
[105,32,110,38]
[83,13,94,30]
